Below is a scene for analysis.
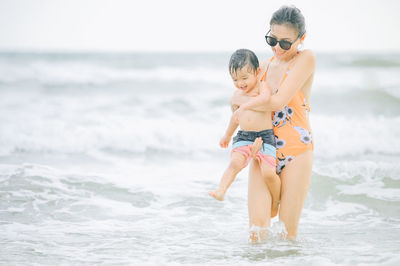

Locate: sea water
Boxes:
[0,51,399,265]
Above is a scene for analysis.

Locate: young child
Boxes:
[208,49,281,217]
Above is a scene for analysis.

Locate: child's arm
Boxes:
[219,102,239,148]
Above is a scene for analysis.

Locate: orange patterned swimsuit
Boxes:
[261,57,314,174]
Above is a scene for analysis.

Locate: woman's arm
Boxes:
[237,50,316,113]
[230,92,266,111]
[231,84,271,122]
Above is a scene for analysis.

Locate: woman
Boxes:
[232,6,315,240]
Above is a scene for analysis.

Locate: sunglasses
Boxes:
[265,30,301,50]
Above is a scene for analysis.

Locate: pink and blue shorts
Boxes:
[231,129,277,168]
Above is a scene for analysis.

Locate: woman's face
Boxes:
[269,24,303,61]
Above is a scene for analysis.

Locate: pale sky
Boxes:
[0,0,399,53]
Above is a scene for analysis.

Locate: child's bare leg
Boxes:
[209,152,247,201]
[260,161,281,218]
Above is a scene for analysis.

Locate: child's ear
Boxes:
[257,68,261,76]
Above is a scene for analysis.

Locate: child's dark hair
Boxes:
[229,49,259,75]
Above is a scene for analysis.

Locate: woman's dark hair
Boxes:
[270,5,306,37]
[229,49,259,75]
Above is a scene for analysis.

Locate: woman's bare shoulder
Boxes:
[296,49,316,63]
[292,49,316,70]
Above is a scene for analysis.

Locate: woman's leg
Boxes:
[248,159,271,241]
[278,150,313,239]
[259,161,281,218]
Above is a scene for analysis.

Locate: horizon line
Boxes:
[1,48,400,56]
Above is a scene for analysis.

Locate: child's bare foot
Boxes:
[271,201,279,218]
[208,189,226,201]
[250,137,263,158]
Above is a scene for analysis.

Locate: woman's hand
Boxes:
[219,134,232,148]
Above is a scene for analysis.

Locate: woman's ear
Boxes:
[300,33,306,42]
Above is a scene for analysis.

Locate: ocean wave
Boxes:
[0,105,398,163]
[316,53,400,68]
[0,109,224,158]
[312,160,400,205]
[312,114,400,158]
[0,163,156,222]
[314,67,400,96]
[303,198,380,226]
[0,60,229,87]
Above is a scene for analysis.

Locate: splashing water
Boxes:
[248,221,288,244]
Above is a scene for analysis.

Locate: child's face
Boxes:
[230,66,259,93]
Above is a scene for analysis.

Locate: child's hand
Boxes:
[219,135,231,148]
[250,137,263,158]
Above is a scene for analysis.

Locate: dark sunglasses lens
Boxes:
[265,36,277,47]
[279,41,291,50]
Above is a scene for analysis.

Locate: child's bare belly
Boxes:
[239,110,273,132]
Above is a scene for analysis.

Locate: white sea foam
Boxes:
[303,199,380,226]
[314,160,400,181]
[311,114,400,158]
[1,107,398,165]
